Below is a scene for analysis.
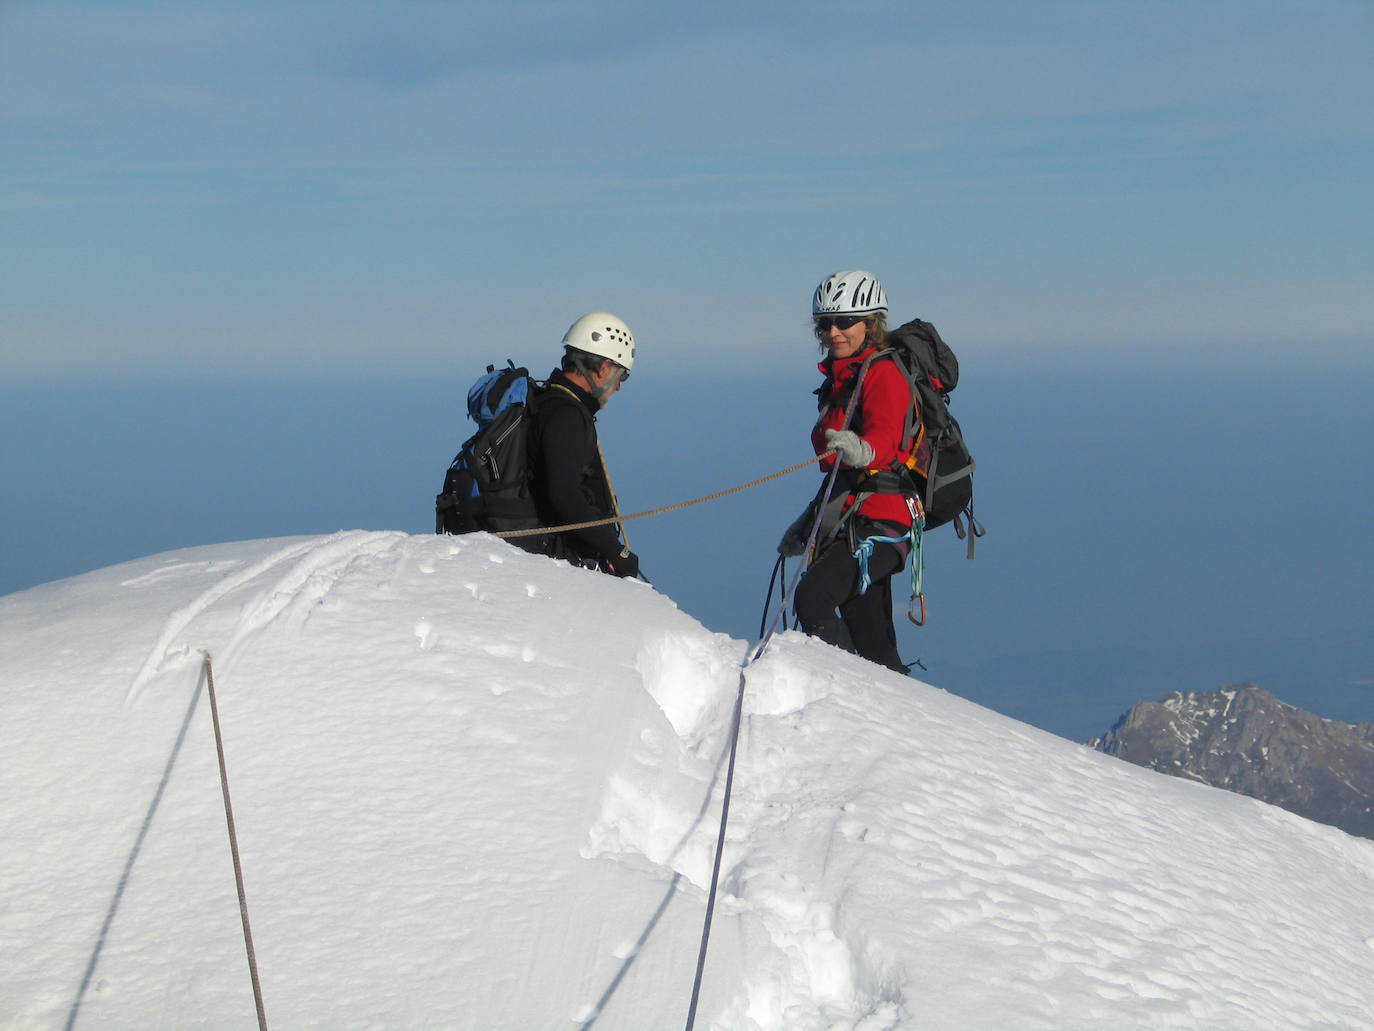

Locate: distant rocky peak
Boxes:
[1093,684,1374,840]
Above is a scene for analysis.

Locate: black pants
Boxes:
[794,530,908,674]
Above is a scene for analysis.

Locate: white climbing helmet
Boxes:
[562,311,636,370]
[812,270,888,317]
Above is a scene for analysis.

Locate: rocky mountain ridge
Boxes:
[1092,684,1374,839]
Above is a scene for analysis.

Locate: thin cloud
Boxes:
[1,0,1370,375]
[3,2,1369,163]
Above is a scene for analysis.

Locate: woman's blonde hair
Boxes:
[814,312,888,353]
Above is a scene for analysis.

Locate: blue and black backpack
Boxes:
[435,361,547,552]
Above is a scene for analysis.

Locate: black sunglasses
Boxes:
[814,315,866,331]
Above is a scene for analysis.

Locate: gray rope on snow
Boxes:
[683,353,879,1031]
[202,653,270,1031]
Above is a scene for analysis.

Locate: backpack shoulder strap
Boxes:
[869,347,922,456]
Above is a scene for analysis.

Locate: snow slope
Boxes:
[3,531,1374,1030]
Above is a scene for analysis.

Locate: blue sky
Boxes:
[3,0,1371,377]
[3,2,1372,737]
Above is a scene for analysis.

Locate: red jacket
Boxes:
[812,347,922,528]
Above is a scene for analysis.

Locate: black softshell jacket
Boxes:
[527,370,623,565]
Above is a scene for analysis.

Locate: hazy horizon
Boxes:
[6,339,1371,741]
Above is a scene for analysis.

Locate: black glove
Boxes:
[606,549,640,579]
[778,503,816,557]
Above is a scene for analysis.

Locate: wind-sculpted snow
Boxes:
[3,531,1374,1030]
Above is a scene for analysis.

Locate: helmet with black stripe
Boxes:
[812,270,888,317]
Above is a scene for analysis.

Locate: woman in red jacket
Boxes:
[780,270,925,674]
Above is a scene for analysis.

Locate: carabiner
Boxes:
[907,592,927,627]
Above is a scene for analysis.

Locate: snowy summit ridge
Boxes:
[3,531,1374,1030]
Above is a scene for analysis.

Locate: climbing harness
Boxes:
[202,653,270,1031]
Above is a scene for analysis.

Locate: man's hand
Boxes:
[606,550,640,579]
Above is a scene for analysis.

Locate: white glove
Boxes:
[825,429,875,468]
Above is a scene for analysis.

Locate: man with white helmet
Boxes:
[526,312,641,578]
